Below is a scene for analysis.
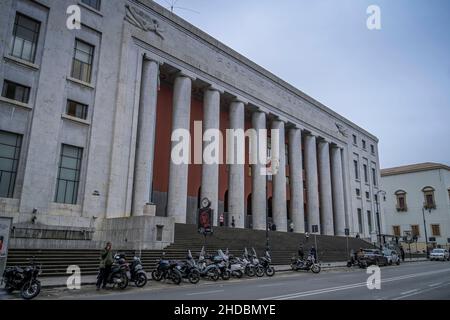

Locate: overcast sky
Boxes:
[154,0,450,169]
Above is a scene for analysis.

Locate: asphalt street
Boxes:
[4,260,445,300]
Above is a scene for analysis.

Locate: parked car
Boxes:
[429,249,450,261]
[361,249,388,267]
[382,249,400,265]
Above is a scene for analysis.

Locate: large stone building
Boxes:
[0,0,381,249]
[381,163,450,250]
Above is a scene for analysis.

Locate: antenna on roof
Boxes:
[161,0,200,14]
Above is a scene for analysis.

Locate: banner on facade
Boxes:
[198,198,213,235]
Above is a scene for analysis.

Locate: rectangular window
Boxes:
[156,225,163,241]
[71,39,95,83]
[372,168,377,186]
[0,131,22,198]
[411,225,420,237]
[393,226,401,237]
[365,191,370,200]
[66,100,88,120]
[367,211,372,233]
[431,224,441,236]
[357,209,363,234]
[371,145,375,154]
[10,13,40,63]
[81,0,101,10]
[55,144,83,205]
[285,143,289,165]
[352,134,357,145]
[2,80,30,103]
[362,140,366,149]
[353,160,359,180]
[363,164,368,183]
[356,188,361,197]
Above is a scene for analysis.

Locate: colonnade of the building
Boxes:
[132,57,347,235]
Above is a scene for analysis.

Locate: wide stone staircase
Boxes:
[6,223,373,277]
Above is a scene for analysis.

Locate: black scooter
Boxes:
[103,253,129,289]
[128,256,148,287]
[152,253,182,285]
[2,257,42,300]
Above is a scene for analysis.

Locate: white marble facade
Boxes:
[0,0,381,241]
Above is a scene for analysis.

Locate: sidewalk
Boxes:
[2,258,428,289]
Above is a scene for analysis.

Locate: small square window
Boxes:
[2,80,30,103]
[66,100,88,120]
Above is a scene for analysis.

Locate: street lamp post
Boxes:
[422,207,431,259]
[375,190,386,248]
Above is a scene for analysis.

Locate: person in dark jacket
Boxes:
[96,242,113,290]
[309,246,317,262]
[298,244,305,261]
[400,246,405,262]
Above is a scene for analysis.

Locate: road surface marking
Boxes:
[428,282,442,287]
[258,283,284,288]
[401,289,418,295]
[186,290,224,296]
[261,268,450,300]
[393,282,450,300]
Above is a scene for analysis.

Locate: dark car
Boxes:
[360,249,389,267]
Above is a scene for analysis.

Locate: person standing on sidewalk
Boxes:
[298,244,304,261]
[96,242,113,290]
[400,246,405,262]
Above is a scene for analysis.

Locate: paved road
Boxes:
[2,261,450,300]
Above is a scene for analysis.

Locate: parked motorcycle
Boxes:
[259,250,275,277]
[2,257,41,300]
[223,249,244,279]
[240,249,256,277]
[152,253,182,285]
[247,248,265,277]
[128,256,148,287]
[291,254,321,273]
[211,251,231,280]
[176,250,201,284]
[196,247,220,281]
[104,253,130,289]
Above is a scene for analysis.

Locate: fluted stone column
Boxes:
[331,146,346,236]
[167,74,192,223]
[272,120,287,232]
[288,128,305,233]
[201,87,220,225]
[318,140,334,235]
[228,100,245,228]
[304,134,320,233]
[251,111,267,230]
[132,58,159,216]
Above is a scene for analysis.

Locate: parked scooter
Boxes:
[223,249,244,279]
[176,250,201,284]
[259,250,275,277]
[128,256,148,287]
[196,247,220,281]
[247,248,265,277]
[152,253,182,285]
[211,251,231,280]
[104,253,130,289]
[2,257,42,300]
[241,248,256,277]
[291,254,321,273]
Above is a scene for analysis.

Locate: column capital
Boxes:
[143,53,163,65]
[231,95,249,105]
[175,70,197,81]
[205,84,224,94]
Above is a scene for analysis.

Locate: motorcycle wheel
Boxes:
[188,270,200,284]
[151,270,163,281]
[265,267,275,277]
[234,270,243,278]
[347,262,352,268]
[311,264,321,274]
[171,271,182,285]
[245,267,255,277]
[255,266,264,277]
[20,280,41,300]
[221,270,231,280]
[210,269,220,281]
[396,260,400,265]
[135,272,148,288]
[117,273,129,290]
